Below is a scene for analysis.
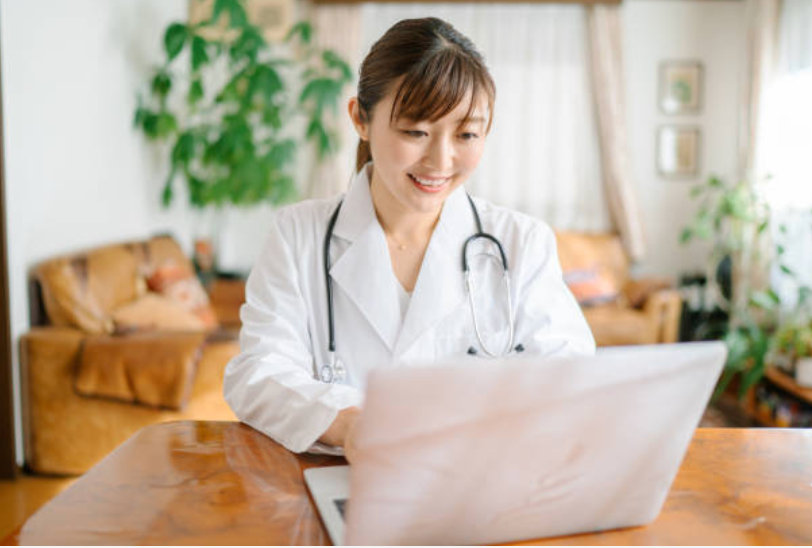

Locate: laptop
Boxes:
[304,341,726,545]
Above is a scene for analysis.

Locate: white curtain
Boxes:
[309,3,611,233]
[753,0,812,305]
[586,5,646,261]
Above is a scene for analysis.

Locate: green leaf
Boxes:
[757,220,769,234]
[780,264,795,276]
[188,79,204,106]
[285,21,312,44]
[172,132,197,167]
[211,0,247,28]
[689,185,705,198]
[162,171,175,207]
[322,49,353,82]
[230,26,264,64]
[299,78,342,115]
[151,71,172,98]
[679,227,693,244]
[247,65,283,104]
[265,139,296,168]
[749,290,780,310]
[191,35,209,72]
[777,244,785,256]
[164,23,188,62]
[152,112,177,138]
[708,176,723,188]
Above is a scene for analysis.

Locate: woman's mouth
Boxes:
[408,173,451,194]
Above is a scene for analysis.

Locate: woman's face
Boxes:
[350,86,489,216]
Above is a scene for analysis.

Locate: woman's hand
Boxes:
[319,407,362,462]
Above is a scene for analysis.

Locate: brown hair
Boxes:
[355,17,496,172]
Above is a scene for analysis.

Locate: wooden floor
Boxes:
[0,473,75,540]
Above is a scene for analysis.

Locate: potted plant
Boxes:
[681,175,812,398]
[133,0,353,282]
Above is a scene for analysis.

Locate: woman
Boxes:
[223,17,595,461]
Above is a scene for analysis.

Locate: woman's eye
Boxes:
[460,132,479,140]
[403,130,426,137]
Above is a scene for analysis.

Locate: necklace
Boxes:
[386,233,408,251]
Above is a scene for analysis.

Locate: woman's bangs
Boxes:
[390,52,492,128]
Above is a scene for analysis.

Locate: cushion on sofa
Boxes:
[146,260,218,329]
[563,267,620,307]
[112,293,208,333]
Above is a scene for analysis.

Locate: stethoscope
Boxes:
[319,193,524,384]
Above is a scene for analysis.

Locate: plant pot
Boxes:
[796,357,812,388]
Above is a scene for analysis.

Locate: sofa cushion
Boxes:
[35,245,146,334]
[563,267,620,307]
[146,260,218,329]
[112,294,208,333]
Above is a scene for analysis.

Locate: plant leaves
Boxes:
[191,35,209,72]
[188,79,204,106]
[164,23,188,62]
[211,0,247,28]
[322,49,353,82]
[285,21,312,44]
[151,71,172,98]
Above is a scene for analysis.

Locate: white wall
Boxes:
[622,0,745,278]
[0,0,190,464]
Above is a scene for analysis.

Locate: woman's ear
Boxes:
[347,97,369,141]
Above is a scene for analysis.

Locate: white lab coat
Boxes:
[223,163,595,453]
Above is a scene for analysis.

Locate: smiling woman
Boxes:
[222,17,595,462]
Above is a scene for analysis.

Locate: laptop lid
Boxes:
[343,341,726,545]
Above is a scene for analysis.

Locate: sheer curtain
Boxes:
[310,3,611,234]
[754,0,812,305]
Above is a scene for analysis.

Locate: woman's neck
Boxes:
[369,168,441,246]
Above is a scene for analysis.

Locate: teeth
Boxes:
[410,174,449,187]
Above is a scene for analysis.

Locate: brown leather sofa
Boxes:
[555,232,682,346]
[21,235,239,476]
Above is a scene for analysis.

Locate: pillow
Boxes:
[112,294,207,333]
[563,267,620,307]
[145,260,218,329]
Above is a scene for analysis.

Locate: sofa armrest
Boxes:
[622,277,674,309]
[20,327,87,470]
[641,289,683,344]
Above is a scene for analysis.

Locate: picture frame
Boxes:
[657,126,700,179]
[189,0,294,43]
[658,60,703,114]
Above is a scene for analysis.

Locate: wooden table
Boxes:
[4,421,811,545]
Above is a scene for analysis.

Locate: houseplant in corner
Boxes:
[133,0,352,283]
[681,174,812,399]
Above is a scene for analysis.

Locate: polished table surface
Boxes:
[4,421,812,545]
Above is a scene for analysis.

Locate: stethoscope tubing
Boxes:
[321,191,519,383]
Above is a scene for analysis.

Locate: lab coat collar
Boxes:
[328,162,476,355]
[394,179,473,355]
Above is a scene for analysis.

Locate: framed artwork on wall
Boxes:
[189,0,294,43]
[658,60,703,114]
[657,125,700,179]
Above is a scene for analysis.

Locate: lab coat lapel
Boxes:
[329,165,401,352]
[394,187,474,356]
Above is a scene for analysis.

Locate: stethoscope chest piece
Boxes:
[320,355,346,384]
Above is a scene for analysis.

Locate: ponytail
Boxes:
[355,139,372,173]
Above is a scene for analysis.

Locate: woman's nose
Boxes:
[424,135,455,172]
